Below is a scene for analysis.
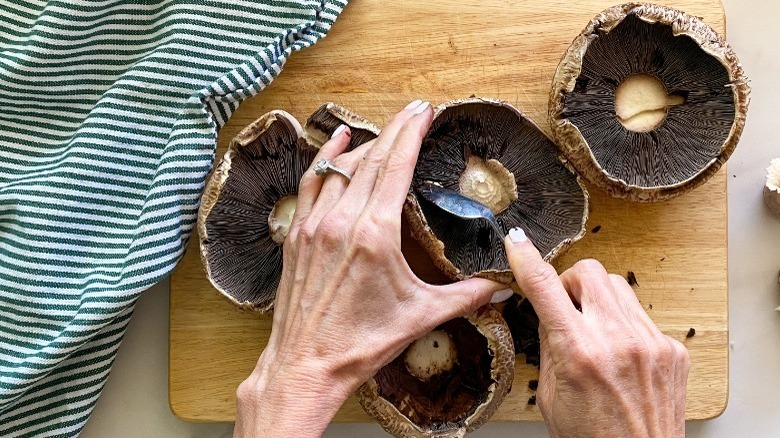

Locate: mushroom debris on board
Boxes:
[549,3,750,202]
[197,104,378,312]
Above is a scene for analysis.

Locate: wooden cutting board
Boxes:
[169,0,729,423]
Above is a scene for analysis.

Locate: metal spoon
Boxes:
[415,181,504,237]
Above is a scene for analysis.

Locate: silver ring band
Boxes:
[313,158,352,182]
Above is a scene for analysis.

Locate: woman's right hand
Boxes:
[504,228,690,438]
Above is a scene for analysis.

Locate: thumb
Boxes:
[424,277,506,323]
[504,227,578,331]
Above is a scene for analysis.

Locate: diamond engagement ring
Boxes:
[313,158,352,182]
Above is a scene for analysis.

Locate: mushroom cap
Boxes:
[305,102,381,150]
[405,97,589,283]
[198,105,380,312]
[549,3,750,202]
[764,158,780,217]
[198,111,316,312]
[357,305,515,437]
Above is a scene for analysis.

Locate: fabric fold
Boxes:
[0,0,348,435]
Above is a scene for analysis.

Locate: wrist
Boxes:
[234,352,357,437]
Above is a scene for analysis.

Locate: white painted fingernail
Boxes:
[490,289,515,303]
[413,101,430,115]
[331,124,348,138]
[508,227,527,243]
[404,99,423,110]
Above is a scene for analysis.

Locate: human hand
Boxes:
[505,228,690,438]
[234,101,505,437]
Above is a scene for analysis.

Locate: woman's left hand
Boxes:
[234,101,505,437]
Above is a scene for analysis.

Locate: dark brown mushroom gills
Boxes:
[202,116,316,309]
[412,100,588,277]
[563,13,735,187]
[305,103,381,151]
[374,317,493,428]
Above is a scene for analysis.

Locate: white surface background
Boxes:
[80,0,780,436]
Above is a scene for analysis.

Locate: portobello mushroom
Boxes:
[198,105,378,312]
[765,158,780,217]
[358,305,514,437]
[405,97,589,283]
[549,3,750,202]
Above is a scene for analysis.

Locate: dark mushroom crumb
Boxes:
[528,380,538,391]
[686,328,696,338]
[648,304,654,310]
[660,257,666,262]
[528,395,537,406]
[627,271,639,287]
[591,225,602,233]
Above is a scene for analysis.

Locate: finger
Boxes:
[341,100,430,207]
[504,227,580,331]
[607,273,657,331]
[292,125,352,228]
[420,277,505,326]
[365,103,433,215]
[537,324,556,419]
[558,259,617,314]
[669,336,690,434]
[302,140,374,227]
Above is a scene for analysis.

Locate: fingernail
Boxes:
[508,227,527,243]
[404,99,423,110]
[331,124,348,138]
[413,101,430,115]
[490,289,515,303]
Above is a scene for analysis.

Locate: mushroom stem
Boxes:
[764,158,780,217]
[614,74,685,132]
[459,156,518,215]
[269,195,298,245]
[404,330,458,381]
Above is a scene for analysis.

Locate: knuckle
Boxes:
[316,214,349,248]
[351,221,383,249]
[561,342,602,377]
[296,220,317,246]
[572,259,606,276]
[608,273,629,286]
[670,337,691,365]
[523,264,560,292]
[623,340,651,362]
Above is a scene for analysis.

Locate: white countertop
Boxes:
[80,1,780,436]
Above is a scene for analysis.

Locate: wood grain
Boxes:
[169,0,729,423]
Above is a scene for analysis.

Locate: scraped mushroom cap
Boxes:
[764,158,780,217]
[357,305,514,437]
[305,102,381,151]
[549,3,750,202]
[198,110,317,312]
[405,97,589,283]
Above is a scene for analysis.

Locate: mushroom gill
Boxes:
[405,98,589,282]
[198,105,379,312]
[550,3,750,201]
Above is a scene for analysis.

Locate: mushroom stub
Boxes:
[549,3,750,202]
[405,98,589,283]
[358,305,514,437]
[198,105,378,312]
[764,158,780,218]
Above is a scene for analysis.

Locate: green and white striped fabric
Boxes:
[0,1,346,435]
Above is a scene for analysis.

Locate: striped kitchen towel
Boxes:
[0,0,346,435]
